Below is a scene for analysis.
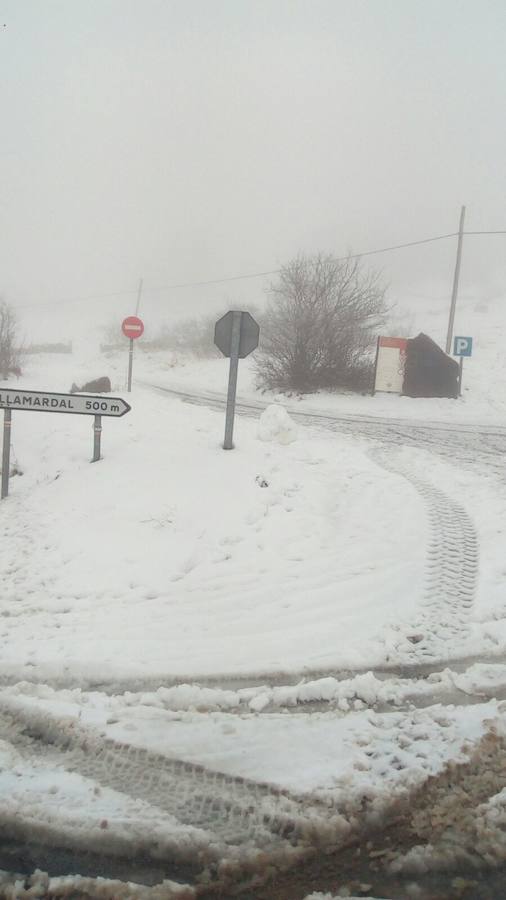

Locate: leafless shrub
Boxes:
[255,254,389,393]
[0,301,22,379]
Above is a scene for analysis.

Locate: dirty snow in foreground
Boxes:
[0,869,194,899]
[0,734,211,858]
[0,681,504,886]
[2,682,504,805]
[304,895,380,900]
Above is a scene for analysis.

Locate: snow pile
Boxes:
[129,672,395,714]
[304,894,383,900]
[436,663,506,697]
[474,787,506,864]
[257,403,297,444]
[389,711,506,874]
[245,672,409,713]
[70,664,506,716]
[0,869,195,898]
[6,665,506,726]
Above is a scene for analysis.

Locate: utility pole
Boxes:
[135,277,143,315]
[445,206,466,354]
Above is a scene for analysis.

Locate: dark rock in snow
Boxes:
[70,377,112,394]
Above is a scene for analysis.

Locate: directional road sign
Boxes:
[453,336,473,357]
[0,388,131,499]
[214,310,260,359]
[122,316,144,339]
[0,389,131,417]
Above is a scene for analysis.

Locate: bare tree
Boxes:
[255,254,388,393]
[0,301,22,379]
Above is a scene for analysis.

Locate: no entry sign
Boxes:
[122,316,144,339]
[122,315,145,392]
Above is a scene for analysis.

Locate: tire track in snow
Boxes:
[139,381,506,477]
[0,700,345,853]
[370,449,479,664]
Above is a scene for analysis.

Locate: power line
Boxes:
[13,228,505,311]
[148,268,280,292]
[144,232,460,292]
[334,231,457,260]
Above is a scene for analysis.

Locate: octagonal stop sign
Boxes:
[214,311,260,359]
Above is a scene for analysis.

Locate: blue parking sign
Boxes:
[453,336,473,357]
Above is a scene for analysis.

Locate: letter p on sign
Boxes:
[453,336,473,357]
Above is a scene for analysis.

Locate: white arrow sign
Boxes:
[0,389,131,417]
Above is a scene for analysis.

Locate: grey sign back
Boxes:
[214,310,260,359]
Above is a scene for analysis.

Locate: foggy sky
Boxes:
[1,0,506,336]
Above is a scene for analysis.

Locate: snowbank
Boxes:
[257,403,297,444]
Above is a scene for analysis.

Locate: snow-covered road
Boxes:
[139,377,506,464]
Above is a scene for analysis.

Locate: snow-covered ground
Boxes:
[0,321,506,896]
[0,352,431,685]
[1,344,506,685]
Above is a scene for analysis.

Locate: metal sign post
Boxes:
[1,409,12,500]
[122,316,144,393]
[127,338,134,392]
[223,311,242,450]
[0,389,131,499]
[453,335,473,397]
[92,415,102,462]
[214,310,260,450]
[458,357,464,396]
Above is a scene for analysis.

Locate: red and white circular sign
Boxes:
[122,316,144,340]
